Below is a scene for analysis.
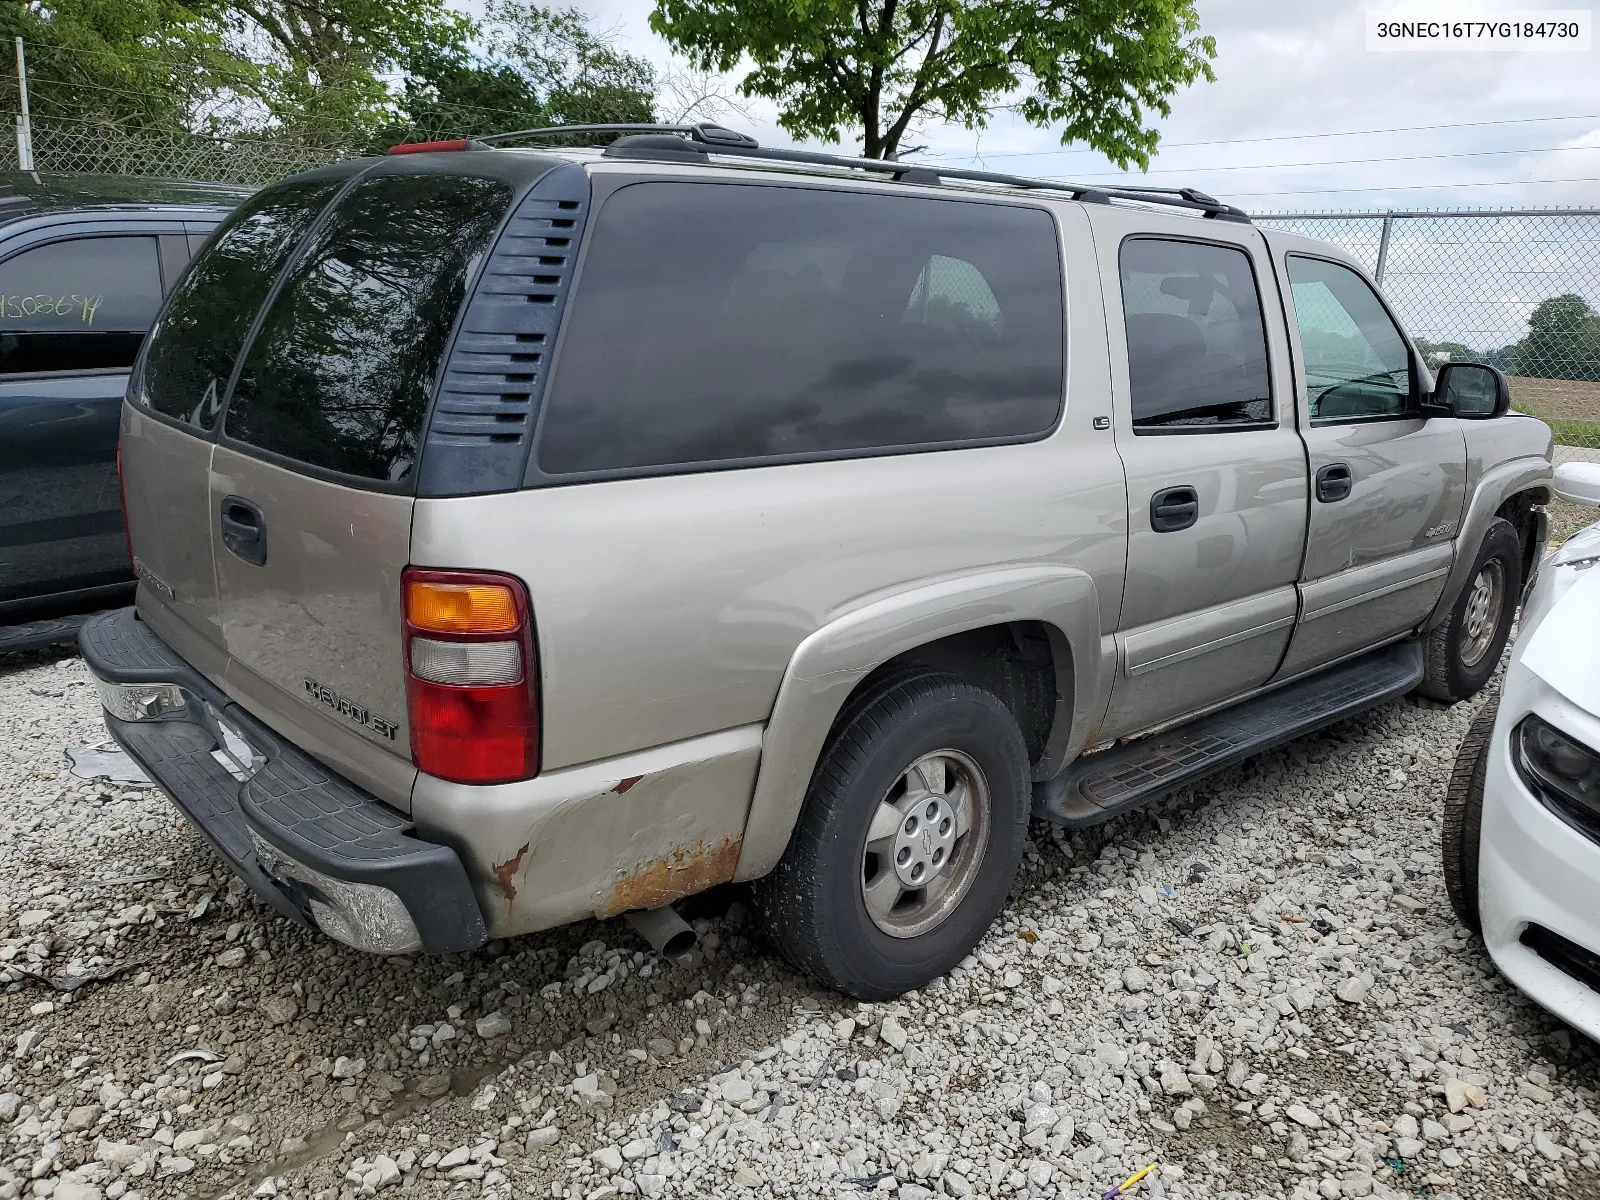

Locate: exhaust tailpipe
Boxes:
[624,905,697,962]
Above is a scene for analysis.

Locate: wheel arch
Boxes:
[1423,456,1553,632]
[732,565,1109,882]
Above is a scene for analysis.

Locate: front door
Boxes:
[1272,250,1466,679]
[1095,225,1308,740]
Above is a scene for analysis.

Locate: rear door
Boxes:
[1090,216,1308,739]
[1270,248,1466,678]
[209,169,515,806]
[123,178,344,676]
[0,229,164,610]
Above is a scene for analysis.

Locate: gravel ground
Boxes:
[4,646,1600,1200]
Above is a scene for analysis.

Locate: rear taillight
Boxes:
[403,568,539,784]
[116,441,133,566]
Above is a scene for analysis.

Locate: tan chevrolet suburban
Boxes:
[83,123,1552,999]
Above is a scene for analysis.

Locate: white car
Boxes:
[1446,459,1600,1040]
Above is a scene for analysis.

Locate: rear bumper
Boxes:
[80,607,486,955]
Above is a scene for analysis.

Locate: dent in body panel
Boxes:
[410,725,761,938]
[1423,414,1554,631]
[1299,420,1467,578]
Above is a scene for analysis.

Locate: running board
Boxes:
[0,611,96,655]
[1034,640,1423,828]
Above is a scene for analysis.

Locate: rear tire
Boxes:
[754,672,1029,1000]
[1418,518,1521,702]
[1442,693,1497,935]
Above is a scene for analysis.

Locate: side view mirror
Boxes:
[1431,361,1510,419]
[1554,461,1600,508]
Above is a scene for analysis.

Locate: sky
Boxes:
[526,0,1600,215]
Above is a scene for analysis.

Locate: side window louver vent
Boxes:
[416,164,591,497]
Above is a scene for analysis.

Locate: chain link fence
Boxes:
[1256,208,1600,448]
[1,113,340,186]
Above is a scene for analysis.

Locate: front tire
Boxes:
[754,673,1030,1000]
[1442,694,1497,934]
[1418,517,1522,702]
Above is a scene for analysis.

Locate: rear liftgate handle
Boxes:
[1316,462,1354,503]
[1149,485,1200,533]
[220,495,268,566]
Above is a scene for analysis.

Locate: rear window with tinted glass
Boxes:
[138,177,340,429]
[536,182,1064,476]
[223,173,512,484]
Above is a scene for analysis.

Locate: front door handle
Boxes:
[1316,462,1353,503]
[220,495,267,565]
[1149,485,1200,533]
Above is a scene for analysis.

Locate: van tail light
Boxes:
[116,441,133,566]
[402,568,539,784]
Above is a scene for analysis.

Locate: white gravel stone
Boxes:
[2,648,1591,1200]
[475,1011,512,1039]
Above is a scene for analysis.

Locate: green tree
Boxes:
[1415,338,1476,365]
[0,0,249,133]
[219,0,476,143]
[2,0,656,163]
[1513,293,1600,382]
[649,0,1215,161]
[381,2,655,149]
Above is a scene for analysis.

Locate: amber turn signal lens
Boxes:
[406,580,519,634]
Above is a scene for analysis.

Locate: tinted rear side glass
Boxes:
[137,178,340,429]
[1119,238,1272,430]
[0,235,161,374]
[224,173,512,485]
[537,182,1064,476]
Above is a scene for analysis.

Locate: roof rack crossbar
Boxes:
[471,123,1250,222]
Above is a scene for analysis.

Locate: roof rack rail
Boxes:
[471,123,1251,223]
[477,122,758,149]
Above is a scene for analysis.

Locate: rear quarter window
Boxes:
[535,182,1065,477]
[137,177,341,428]
[223,173,512,485]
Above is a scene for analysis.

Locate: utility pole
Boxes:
[15,38,37,180]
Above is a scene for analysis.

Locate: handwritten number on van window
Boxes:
[1,294,104,324]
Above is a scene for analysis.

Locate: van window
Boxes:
[1286,256,1413,420]
[138,177,340,428]
[1119,238,1272,430]
[224,173,512,484]
[536,182,1064,476]
[0,236,161,375]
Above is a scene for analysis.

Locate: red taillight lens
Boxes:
[116,441,133,566]
[402,568,539,784]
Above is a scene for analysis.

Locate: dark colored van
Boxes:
[0,174,248,651]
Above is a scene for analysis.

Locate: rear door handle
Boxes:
[1316,463,1353,503]
[220,495,267,565]
[1149,485,1200,533]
